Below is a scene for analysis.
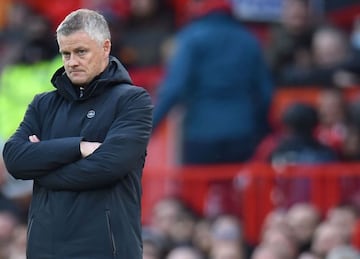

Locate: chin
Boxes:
[70,78,88,86]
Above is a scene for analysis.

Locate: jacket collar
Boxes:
[51,56,132,101]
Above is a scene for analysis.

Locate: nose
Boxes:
[67,54,79,67]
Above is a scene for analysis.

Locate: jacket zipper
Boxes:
[105,210,117,256]
[79,87,84,98]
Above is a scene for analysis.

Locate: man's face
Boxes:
[58,31,111,86]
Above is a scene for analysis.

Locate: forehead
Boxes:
[58,31,98,51]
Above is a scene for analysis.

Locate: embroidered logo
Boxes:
[87,110,96,119]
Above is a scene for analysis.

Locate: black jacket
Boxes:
[3,56,153,258]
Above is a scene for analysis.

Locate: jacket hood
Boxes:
[51,56,132,101]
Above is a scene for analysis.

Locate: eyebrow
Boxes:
[60,47,87,54]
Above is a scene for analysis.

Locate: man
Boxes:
[2,9,153,259]
[152,0,273,164]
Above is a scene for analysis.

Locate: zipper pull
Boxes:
[79,87,84,98]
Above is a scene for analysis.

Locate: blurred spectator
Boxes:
[0,0,11,28]
[351,15,360,52]
[298,252,322,259]
[192,218,213,257]
[0,2,57,67]
[148,196,185,239]
[260,226,298,259]
[15,12,58,64]
[166,246,204,259]
[0,140,6,187]
[341,122,360,161]
[0,142,26,222]
[118,0,175,69]
[345,15,360,85]
[280,24,360,87]
[0,210,20,258]
[209,242,244,259]
[326,245,360,259]
[152,0,274,164]
[312,26,349,69]
[261,209,289,235]
[142,228,167,259]
[83,0,130,19]
[251,244,290,259]
[209,214,247,258]
[315,88,350,157]
[270,102,338,165]
[0,2,33,73]
[147,196,198,252]
[343,99,360,160]
[311,222,348,258]
[7,224,27,259]
[325,204,358,244]
[167,205,198,247]
[312,25,359,88]
[265,0,318,85]
[286,203,321,254]
[268,103,338,206]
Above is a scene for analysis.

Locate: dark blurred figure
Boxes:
[342,99,360,160]
[142,228,168,259]
[0,2,58,67]
[0,2,32,72]
[0,0,11,29]
[270,102,338,164]
[152,0,274,165]
[280,24,360,87]
[265,0,317,85]
[118,0,175,69]
[266,103,338,208]
[16,13,58,64]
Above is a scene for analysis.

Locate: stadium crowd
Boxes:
[0,0,360,258]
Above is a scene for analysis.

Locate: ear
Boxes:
[103,39,111,55]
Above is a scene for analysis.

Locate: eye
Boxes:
[77,49,87,56]
[61,52,70,60]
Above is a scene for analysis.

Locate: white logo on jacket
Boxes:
[87,110,96,119]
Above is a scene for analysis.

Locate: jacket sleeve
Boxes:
[152,32,196,131]
[35,87,153,191]
[253,42,274,138]
[2,94,83,180]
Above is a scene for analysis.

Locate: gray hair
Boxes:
[56,9,111,45]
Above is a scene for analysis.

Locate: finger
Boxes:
[29,135,40,143]
[33,135,40,142]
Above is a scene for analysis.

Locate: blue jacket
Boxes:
[153,12,273,144]
[3,56,153,258]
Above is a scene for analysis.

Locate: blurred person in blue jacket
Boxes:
[152,0,274,164]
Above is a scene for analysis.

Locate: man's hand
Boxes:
[80,141,101,158]
[29,135,40,143]
[29,135,101,158]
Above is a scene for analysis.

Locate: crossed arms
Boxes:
[3,88,153,191]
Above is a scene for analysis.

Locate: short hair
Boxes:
[56,9,111,45]
[282,102,318,136]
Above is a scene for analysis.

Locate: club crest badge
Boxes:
[87,110,96,119]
